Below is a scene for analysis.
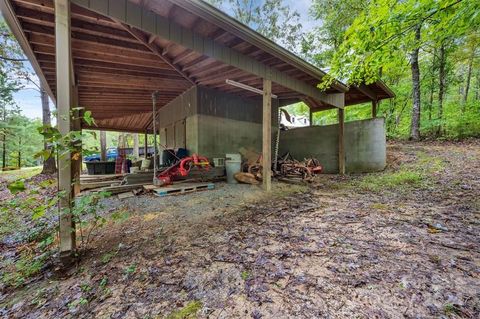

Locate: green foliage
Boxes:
[241,270,250,280]
[351,151,444,192]
[166,301,203,319]
[355,170,424,192]
[1,250,49,288]
[72,191,111,248]
[206,0,304,54]
[7,179,25,194]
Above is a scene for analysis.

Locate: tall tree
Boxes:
[410,26,422,140]
[306,0,366,65]
[323,0,479,140]
[206,0,304,53]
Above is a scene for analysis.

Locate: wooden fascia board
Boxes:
[71,0,344,108]
[376,80,396,98]
[0,0,56,103]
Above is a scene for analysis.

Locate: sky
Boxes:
[10,0,317,120]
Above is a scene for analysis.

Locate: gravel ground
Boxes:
[102,182,273,218]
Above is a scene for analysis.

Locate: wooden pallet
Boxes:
[153,183,215,197]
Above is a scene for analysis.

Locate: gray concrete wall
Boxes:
[155,85,282,160]
[195,114,263,158]
[279,117,386,173]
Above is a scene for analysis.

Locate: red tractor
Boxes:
[154,154,210,186]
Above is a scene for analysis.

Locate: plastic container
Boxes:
[130,167,139,174]
[85,161,116,175]
[225,160,241,184]
[141,159,151,170]
[226,153,241,162]
[213,158,225,167]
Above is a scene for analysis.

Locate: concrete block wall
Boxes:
[279,117,386,173]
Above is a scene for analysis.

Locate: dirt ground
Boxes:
[1,141,479,318]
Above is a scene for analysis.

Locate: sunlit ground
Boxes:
[0,166,43,182]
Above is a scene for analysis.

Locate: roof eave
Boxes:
[170,0,349,93]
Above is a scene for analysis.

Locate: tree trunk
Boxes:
[100,130,107,161]
[409,26,421,141]
[2,134,6,169]
[17,135,21,168]
[437,43,446,135]
[133,133,139,159]
[428,49,436,121]
[41,86,57,174]
[463,49,474,109]
[476,69,480,101]
[2,103,7,169]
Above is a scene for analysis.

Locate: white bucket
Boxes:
[225,160,241,184]
[141,159,151,170]
[130,167,139,174]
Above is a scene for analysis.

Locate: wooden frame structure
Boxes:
[1,0,394,260]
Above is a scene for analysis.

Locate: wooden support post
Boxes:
[262,78,272,192]
[100,131,107,161]
[144,132,148,158]
[55,0,75,263]
[71,85,81,196]
[372,100,378,118]
[309,109,313,126]
[133,133,139,160]
[338,108,345,175]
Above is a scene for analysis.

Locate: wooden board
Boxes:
[118,191,135,199]
[80,180,121,191]
[143,184,157,191]
[153,183,215,197]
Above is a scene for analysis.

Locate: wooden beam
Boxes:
[55,0,75,264]
[338,108,345,175]
[117,23,195,85]
[263,77,272,192]
[357,84,378,101]
[71,0,344,108]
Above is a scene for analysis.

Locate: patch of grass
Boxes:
[1,251,46,288]
[165,300,202,319]
[241,270,250,281]
[111,210,131,223]
[348,150,447,193]
[370,203,389,210]
[100,251,116,264]
[416,152,445,173]
[124,264,137,275]
[354,169,424,192]
[0,167,42,182]
[443,303,461,316]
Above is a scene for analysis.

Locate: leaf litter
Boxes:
[1,140,479,318]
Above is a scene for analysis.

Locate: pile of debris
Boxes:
[234,150,322,184]
[276,152,322,183]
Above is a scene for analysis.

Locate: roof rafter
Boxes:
[72,0,344,108]
[116,22,195,85]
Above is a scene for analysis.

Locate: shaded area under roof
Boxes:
[1,0,394,133]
